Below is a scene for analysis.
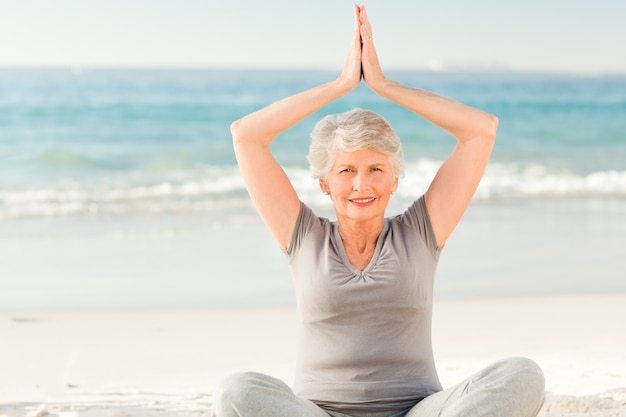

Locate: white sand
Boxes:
[1,294,625,416]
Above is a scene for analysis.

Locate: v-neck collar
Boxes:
[332,219,390,276]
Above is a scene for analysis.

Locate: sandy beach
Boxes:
[1,293,624,416]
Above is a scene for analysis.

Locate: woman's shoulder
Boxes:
[390,195,441,257]
[391,195,427,226]
[284,201,331,256]
[298,201,333,228]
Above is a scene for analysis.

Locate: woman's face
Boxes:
[321,148,398,224]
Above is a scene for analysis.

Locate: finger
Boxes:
[360,26,373,45]
[354,5,363,43]
[359,5,373,43]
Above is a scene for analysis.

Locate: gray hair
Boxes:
[307,108,405,181]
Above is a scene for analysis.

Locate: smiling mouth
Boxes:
[349,197,376,205]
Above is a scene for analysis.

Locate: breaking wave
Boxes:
[1,160,625,220]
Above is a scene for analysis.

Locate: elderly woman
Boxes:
[212,4,545,417]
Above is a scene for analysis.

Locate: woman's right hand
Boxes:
[359,5,387,93]
[336,4,363,93]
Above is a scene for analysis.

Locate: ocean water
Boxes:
[1,69,625,311]
[1,69,625,222]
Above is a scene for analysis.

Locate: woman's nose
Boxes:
[353,172,366,192]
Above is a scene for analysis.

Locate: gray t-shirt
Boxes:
[285,196,443,412]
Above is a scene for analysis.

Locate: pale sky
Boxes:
[1,0,625,74]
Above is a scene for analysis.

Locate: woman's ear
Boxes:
[319,179,330,195]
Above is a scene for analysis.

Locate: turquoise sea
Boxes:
[1,69,625,311]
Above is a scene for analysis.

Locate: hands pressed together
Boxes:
[339,4,386,94]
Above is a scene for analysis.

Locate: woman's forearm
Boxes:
[372,79,498,144]
[232,4,362,148]
[231,79,355,148]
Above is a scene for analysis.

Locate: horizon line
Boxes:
[1,65,625,77]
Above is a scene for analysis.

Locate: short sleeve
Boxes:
[397,195,442,260]
[284,201,320,259]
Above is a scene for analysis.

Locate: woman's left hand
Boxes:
[359,5,387,92]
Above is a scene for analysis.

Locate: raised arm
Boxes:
[231,5,363,250]
[359,6,497,248]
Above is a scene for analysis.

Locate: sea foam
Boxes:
[1,160,624,220]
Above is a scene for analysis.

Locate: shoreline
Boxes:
[2,197,626,313]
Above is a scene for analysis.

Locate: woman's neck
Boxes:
[337,217,384,270]
[338,220,382,252]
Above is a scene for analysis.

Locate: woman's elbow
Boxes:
[230,119,243,144]
[475,114,498,146]
[231,119,255,151]
[485,114,499,142]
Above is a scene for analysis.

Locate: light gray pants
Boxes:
[211,357,545,417]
